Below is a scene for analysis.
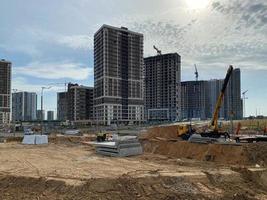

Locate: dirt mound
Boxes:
[140,125,179,140]
[142,140,250,165]
[0,175,210,200]
[244,143,267,165]
[140,124,267,166]
[5,136,23,143]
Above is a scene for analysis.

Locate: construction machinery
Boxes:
[96,131,107,142]
[188,66,233,143]
[177,124,196,140]
[201,65,233,139]
[153,45,162,55]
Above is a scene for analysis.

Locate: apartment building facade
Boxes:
[57,92,68,121]
[12,92,37,121]
[181,81,210,120]
[47,111,54,121]
[94,25,144,125]
[181,68,243,120]
[0,59,11,124]
[67,83,94,122]
[144,53,181,121]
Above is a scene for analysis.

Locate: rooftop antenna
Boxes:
[153,45,162,56]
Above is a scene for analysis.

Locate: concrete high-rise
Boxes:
[57,92,68,121]
[67,83,94,122]
[47,111,54,121]
[145,53,181,121]
[181,68,243,120]
[37,110,45,121]
[225,68,243,120]
[12,92,37,121]
[181,81,210,120]
[0,59,11,124]
[94,25,144,125]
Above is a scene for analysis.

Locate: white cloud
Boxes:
[15,61,93,80]
[57,35,93,50]
[12,77,64,93]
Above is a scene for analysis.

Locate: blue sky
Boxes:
[1,0,267,117]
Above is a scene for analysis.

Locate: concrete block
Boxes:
[22,135,36,145]
[95,139,143,157]
[35,135,48,144]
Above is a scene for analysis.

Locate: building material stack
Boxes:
[94,136,143,157]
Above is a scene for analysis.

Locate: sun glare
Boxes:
[186,0,210,10]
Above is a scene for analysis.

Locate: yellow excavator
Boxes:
[177,124,196,140]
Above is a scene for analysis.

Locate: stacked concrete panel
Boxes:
[95,138,143,157]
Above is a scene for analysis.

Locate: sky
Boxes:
[1,0,267,117]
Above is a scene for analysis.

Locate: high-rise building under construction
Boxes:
[144,53,181,121]
[0,59,11,124]
[181,68,243,120]
[94,25,144,125]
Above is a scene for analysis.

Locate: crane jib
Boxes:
[221,65,233,93]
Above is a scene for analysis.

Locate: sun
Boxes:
[186,0,210,10]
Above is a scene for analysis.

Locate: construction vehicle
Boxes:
[177,124,196,140]
[200,65,233,139]
[96,131,113,142]
[188,66,233,143]
[96,131,107,142]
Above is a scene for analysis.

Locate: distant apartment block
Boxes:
[145,53,181,121]
[181,81,210,120]
[37,110,45,121]
[225,68,243,120]
[94,25,144,125]
[0,59,11,124]
[47,111,54,121]
[57,92,68,121]
[12,92,37,121]
[181,68,243,120]
[67,83,94,122]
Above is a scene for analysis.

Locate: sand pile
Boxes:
[140,124,267,166]
[142,140,249,165]
[140,125,179,140]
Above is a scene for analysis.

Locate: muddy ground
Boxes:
[0,141,267,200]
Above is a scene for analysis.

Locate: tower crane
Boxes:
[242,90,248,118]
[194,64,199,82]
[153,45,162,55]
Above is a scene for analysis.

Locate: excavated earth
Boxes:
[1,126,267,200]
[140,125,267,166]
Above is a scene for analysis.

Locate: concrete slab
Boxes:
[22,135,36,145]
[35,135,48,144]
[95,139,143,157]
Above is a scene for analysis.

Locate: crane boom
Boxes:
[153,45,162,55]
[194,64,199,81]
[211,65,233,132]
